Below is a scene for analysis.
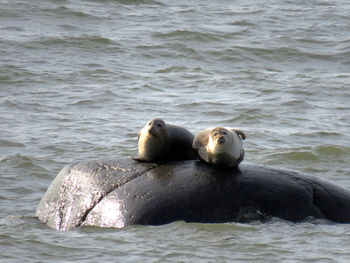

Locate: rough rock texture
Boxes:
[36,158,350,230]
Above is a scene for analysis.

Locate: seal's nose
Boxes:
[149,126,154,134]
[218,136,225,144]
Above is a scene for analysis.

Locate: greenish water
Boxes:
[1,0,350,262]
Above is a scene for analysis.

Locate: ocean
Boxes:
[1,0,350,262]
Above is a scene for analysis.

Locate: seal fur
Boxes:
[193,127,246,167]
[133,118,197,162]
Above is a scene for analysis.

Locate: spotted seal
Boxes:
[193,127,246,167]
[132,118,197,162]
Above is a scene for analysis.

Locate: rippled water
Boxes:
[1,0,350,262]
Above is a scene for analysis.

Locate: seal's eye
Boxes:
[157,123,162,128]
[148,122,152,126]
[213,132,218,136]
[222,131,227,135]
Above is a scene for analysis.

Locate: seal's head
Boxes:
[193,126,246,167]
[145,118,168,137]
[137,118,168,161]
[207,127,233,154]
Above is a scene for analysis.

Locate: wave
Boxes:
[83,0,164,5]
[234,45,350,62]
[47,6,93,18]
[153,30,224,42]
[0,139,25,148]
[268,145,350,162]
[154,66,204,74]
[0,65,44,85]
[28,35,117,48]
[0,154,50,176]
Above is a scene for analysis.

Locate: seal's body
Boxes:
[133,118,196,162]
[193,127,246,167]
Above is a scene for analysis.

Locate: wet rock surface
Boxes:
[36,159,350,230]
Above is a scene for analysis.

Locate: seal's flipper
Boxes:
[198,147,210,163]
[130,156,146,162]
[230,128,246,140]
[137,132,141,142]
[192,128,212,149]
[234,149,245,166]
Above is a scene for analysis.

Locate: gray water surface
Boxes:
[1,0,350,262]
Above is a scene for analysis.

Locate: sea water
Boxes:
[1,0,350,262]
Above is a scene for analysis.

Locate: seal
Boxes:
[132,118,197,162]
[193,127,246,167]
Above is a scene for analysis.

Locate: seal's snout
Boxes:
[218,136,225,144]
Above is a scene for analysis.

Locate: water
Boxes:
[1,0,350,261]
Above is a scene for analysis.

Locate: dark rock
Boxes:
[36,158,350,230]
